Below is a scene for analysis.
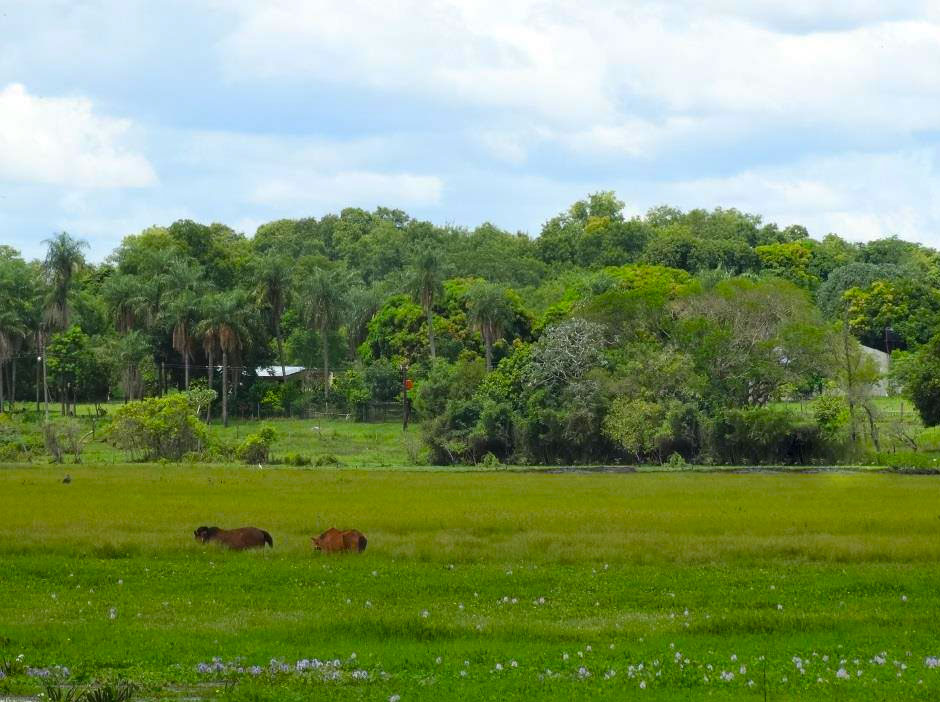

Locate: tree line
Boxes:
[3,192,940,464]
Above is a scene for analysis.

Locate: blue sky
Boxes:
[2,0,940,260]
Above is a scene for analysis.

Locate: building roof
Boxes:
[255,365,307,378]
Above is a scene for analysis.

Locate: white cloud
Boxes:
[657,149,940,243]
[217,2,940,139]
[0,83,156,188]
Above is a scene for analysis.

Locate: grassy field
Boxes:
[2,405,416,467]
[1,466,940,701]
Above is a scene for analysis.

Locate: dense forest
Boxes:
[3,191,940,465]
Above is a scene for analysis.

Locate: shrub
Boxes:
[42,420,88,464]
[109,393,209,461]
[812,394,849,439]
[480,451,502,468]
[280,452,312,467]
[333,368,370,420]
[901,334,940,426]
[666,451,687,467]
[237,425,277,464]
[707,407,830,465]
[603,397,667,463]
[315,453,340,466]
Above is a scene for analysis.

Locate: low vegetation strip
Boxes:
[1,467,940,700]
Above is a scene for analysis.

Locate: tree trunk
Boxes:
[10,357,16,412]
[184,348,190,390]
[427,306,436,359]
[206,350,214,423]
[231,360,239,413]
[35,336,40,414]
[483,332,493,372]
[222,349,229,428]
[321,321,330,398]
[42,341,50,420]
[0,361,5,414]
[275,319,286,384]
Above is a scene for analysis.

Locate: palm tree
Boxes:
[113,330,150,402]
[345,283,382,358]
[299,267,353,397]
[42,232,88,330]
[196,291,251,426]
[41,233,87,417]
[101,272,149,334]
[0,252,33,412]
[466,282,514,372]
[254,254,292,384]
[160,260,208,390]
[0,308,22,412]
[408,251,444,359]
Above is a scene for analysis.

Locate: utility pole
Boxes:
[401,363,411,431]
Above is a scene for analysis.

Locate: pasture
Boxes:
[1,466,940,701]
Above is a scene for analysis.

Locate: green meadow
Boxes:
[2,464,940,701]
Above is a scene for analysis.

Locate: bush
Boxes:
[901,334,940,426]
[666,451,687,467]
[812,394,849,439]
[707,407,830,465]
[480,451,502,468]
[315,453,340,466]
[43,420,88,464]
[110,393,209,461]
[333,368,370,420]
[279,452,312,467]
[237,425,277,464]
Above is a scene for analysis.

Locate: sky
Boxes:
[2,1,940,261]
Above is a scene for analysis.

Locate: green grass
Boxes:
[3,404,416,467]
[2,466,940,700]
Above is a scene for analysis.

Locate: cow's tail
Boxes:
[262,530,274,548]
[358,534,367,553]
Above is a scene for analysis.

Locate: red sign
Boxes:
[404,379,414,390]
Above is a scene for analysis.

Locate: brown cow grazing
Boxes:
[194,526,273,550]
[312,527,367,553]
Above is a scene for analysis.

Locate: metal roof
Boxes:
[255,365,307,378]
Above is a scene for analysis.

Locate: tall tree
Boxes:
[409,251,444,359]
[299,267,352,397]
[466,282,514,372]
[0,250,34,412]
[196,291,251,426]
[42,232,88,330]
[41,233,87,417]
[161,260,208,389]
[254,254,292,384]
[101,271,149,334]
[113,330,150,402]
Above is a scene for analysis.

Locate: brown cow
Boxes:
[312,527,367,553]
[194,526,273,550]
